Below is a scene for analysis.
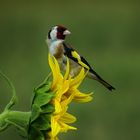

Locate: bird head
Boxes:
[48,25,71,41]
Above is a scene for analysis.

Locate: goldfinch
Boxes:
[46,25,115,91]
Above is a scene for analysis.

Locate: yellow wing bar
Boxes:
[71,51,90,70]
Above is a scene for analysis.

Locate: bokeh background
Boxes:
[0,0,140,140]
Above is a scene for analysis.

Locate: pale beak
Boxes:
[63,30,71,35]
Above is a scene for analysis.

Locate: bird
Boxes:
[46,25,115,91]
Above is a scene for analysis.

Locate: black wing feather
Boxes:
[63,42,93,72]
[63,42,115,91]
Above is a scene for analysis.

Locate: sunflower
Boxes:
[28,54,93,140]
[48,54,93,140]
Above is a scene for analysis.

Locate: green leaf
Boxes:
[32,115,51,131]
[30,104,41,123]
[35,82,52,94]
[41,104,55,114]
[28,126,45,140]
[33,91,55,107]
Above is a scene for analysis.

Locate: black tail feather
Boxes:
[97,78,115,91]
[89,69,115,91]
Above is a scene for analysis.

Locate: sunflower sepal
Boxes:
[28,79,56,140]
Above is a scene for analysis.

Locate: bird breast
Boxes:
[49,41,64,59]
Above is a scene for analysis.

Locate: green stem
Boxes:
[0,110,31,137]
[0,70,17,110]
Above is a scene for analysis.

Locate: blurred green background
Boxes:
[0,0,140,140]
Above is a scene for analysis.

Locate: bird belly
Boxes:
[57,57,82,77]
[69,60,82,77]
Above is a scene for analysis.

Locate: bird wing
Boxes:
[63,42,104,79]
[63,42,92,70]
[63,43,115,91]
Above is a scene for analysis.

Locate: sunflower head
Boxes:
[28,54,93,140]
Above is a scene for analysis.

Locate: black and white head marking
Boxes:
[48,26,58,40]
[48,25,71,41]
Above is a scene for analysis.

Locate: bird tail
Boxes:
[96,77,115,91]
[88,69,115,91]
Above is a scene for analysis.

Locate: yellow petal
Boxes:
[48,54,63,90]
[61,93,75,107]
[59,121,77,133]
[73,89,93,103]
[70,68,85,89]
[48,131,59,140]
[64,57,70,80]
[56,80,69,102]
[51,116,61,138]
[53,56,63,89]
[48,54,59,88]
[53,55,61,75]
[60,112,77,123]
[54,99,62,114]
